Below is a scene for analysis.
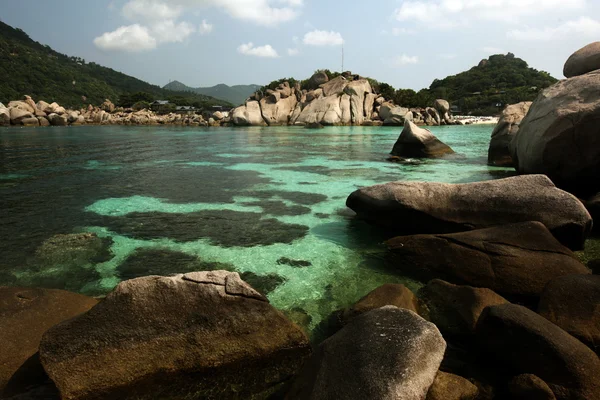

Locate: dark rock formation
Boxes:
[0,288,97,395]
[510,70,600,196]
[386,222,589,298]
[342,283,420,322]
[391,121,455,158]
[477,304,600,400]
[418,279,508,336]
[538,274,600,355]
[39,272,311,400]
[508,374,557,400]
[287,306,446,400]
[487,101,531,166]
[563,42,600,78]
[346,175,592,250]
[426,371,478,400]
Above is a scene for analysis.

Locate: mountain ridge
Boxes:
[163,81,261,106]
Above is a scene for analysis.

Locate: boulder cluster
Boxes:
[345,173,599,400]
[232,71,459,127]
[0,97,227,128]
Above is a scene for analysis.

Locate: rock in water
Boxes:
[0,288,97,394]
[39,271,311,400]
[487,102,531,167]
[418,280,508,336]
[346,175,592,250]
[287,306,446,400]
[510,70,600,195]
[426,371,478,400]
[433,99,452,124]
[391,121,455,158]
[0,107,9,126]
[476,304,600,400]
[342,283,420,322]
[538,274,600,355]
[563,42,600,78]
[387,222,589,298]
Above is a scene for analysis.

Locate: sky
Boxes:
[3,0,600,90]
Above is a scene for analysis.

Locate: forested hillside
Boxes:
[0,21,231,109]
[163,81,260,106]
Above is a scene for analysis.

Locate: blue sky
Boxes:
[3,0,600,90]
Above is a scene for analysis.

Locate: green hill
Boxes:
[428,53,558,115]
[163,81,260,106]
[0,20,232,109]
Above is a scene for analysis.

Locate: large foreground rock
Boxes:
[564,42,600,78]
[510,70,600,195]
[391,121,455,158]
[39,272,311,400]
[387,222,589,298]
[477,304,600,400]
[538,274,600,355]
[346,175,592,250]
[342,283,419,322]
[418,279,508,336]
[287,306,446,400]
[488,102,531,166]
[0,288,97,394]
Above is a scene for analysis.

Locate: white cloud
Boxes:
[199,19,213,35]
[122,0,183,21]
[507,17,600,41]
[482,46,506,54]
[238,42,279,58]
[94,24,157,52]
[394,0,586,26]
[303,30,344,46]
[287,48,300,56]
[151,20,196,43]
[391,54,419,66]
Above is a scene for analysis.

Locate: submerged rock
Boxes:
[39,272,311,400]
[386,222,589,298]
[287,306,446,400]
[346,175,592,250]
[277,257,312,268]
[477,304,600,400]
[391,121,455,158]
[488,101,531,167]
[538,274,600,355]
[563,41,600,78]
[0,287,97,394]
[34,233,113,268]
[239,271,287,295]
[510,70,600,195]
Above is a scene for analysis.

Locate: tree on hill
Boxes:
[0,20,232,110]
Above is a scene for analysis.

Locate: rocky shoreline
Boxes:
[2,43,600,400]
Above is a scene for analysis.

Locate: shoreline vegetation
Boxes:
[2,15,600,400]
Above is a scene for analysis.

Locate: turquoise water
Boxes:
[0,124,513,332]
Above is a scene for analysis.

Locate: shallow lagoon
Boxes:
[0,125,522,332]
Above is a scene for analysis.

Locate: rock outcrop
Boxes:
[391,121,455,158]
[0,287,97,395]
[306,71,329,90]
[39,271,311,400]
[538,274,600,355]
[563,41,600,78]
[477,304,600,400]
[386,222,589,298]
[510,70,600,195]
[488,101,531,167]
[287,306,446,400]
[433,99,452,124]
[508,374,557,400]
[231,100,265,126]
[346,175,592,250]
